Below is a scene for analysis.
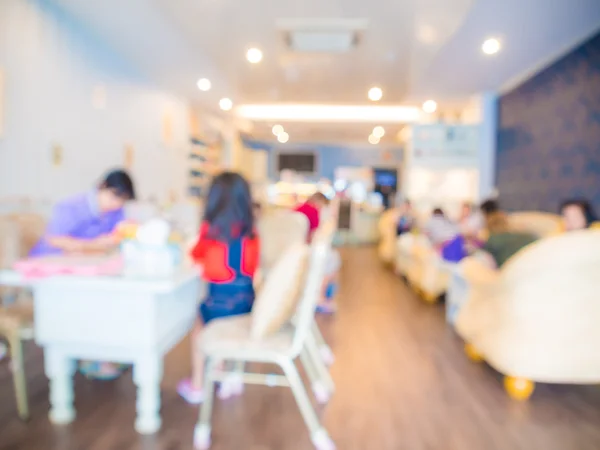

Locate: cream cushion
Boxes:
[456,229,600,383]
[257,210,308,273]
[250,242,308,339]
[202,315,296,359]
[506,211,562,238]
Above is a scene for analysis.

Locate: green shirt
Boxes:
[482,232,538,268]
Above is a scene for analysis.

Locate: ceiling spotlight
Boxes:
[196,78,211,91]
[368,87,383,102]
[277,131,289,143]
[219,98,233,111]
[368,134,380,145]
[482,38,501,55]
[246,47,263,64]
[272,124,284,136]
[372,126,385,138]
[422,100,437,113]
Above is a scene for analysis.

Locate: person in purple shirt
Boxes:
[29,169,135,380]
[30,169,135,257]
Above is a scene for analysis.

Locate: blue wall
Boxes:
[496,31,600,213]
[244,140,403,181]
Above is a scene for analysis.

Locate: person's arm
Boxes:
[44,204,119,254]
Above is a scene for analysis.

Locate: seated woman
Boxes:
[30,169,135,379]
[478,211,537,269]
[396,200,415,236]
[424,208,459,248]
[560,198,598,231]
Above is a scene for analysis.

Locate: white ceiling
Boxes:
[49,0,600,143]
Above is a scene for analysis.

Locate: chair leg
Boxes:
[311,323,334,366]
[300,347,330,404]
[305,334,335,394]
[8,334,29,421]
[280,359,336,450]
[194,357,218,449]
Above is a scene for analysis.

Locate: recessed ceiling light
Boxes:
[482,38,501,55]
[368,87,383,102]
[272,124,284,136]
[372,126,385,138]
[246,47,263,64]
[368,134,380,145]
[422,100,437,113]
[196,78,211,91]
[277,131,289,143]
[219,98,233,111]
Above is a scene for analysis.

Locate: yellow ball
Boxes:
[504,376,535,401]
[464,343,484,362]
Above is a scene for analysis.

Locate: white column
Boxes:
[478,92,498,200]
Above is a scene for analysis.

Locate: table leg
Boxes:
[44,348,76,425]
[133,355,163,434]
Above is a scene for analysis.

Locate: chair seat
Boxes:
[0,303,33,334]
[201,315,296,361]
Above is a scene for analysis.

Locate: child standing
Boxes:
[293,192,340,313]
[178,172,259,404]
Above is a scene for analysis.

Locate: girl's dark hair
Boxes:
[203,172,254,240]
[432,208,444,217]
[560,198,597,228]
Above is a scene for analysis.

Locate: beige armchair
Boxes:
[402,211,564,305]
[455,229,600,400]
[377,208,399,264]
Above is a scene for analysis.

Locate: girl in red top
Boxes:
[178,172,259,404]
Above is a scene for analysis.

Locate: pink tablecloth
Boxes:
[14,255,124,279]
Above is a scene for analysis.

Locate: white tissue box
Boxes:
[121,240,182,278]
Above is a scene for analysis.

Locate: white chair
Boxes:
[258,210,336,368]
[193,228,336,450]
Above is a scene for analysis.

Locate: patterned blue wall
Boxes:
[496,31,600,213]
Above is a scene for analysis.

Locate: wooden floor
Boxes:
[2,247,600,449]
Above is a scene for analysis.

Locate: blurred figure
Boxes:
[479,209,537,269]
[29,169,135,257]
[396,200,415,236]
[293,192,340,314]
[294,192,330,242]
[560,198,598,231]
[178,172,259,404]
[29,169,136,380]
[459,202,484,238]
[480,198,500,218]
[424,208,458,248]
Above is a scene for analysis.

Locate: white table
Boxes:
[0,268,201,434]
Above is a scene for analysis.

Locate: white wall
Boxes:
[0,0,191,202]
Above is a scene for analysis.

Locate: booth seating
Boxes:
[193,226,337,450]
[455,229,600,400]
[396,211,564,304]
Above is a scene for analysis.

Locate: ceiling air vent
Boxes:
[277,18,368,53]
